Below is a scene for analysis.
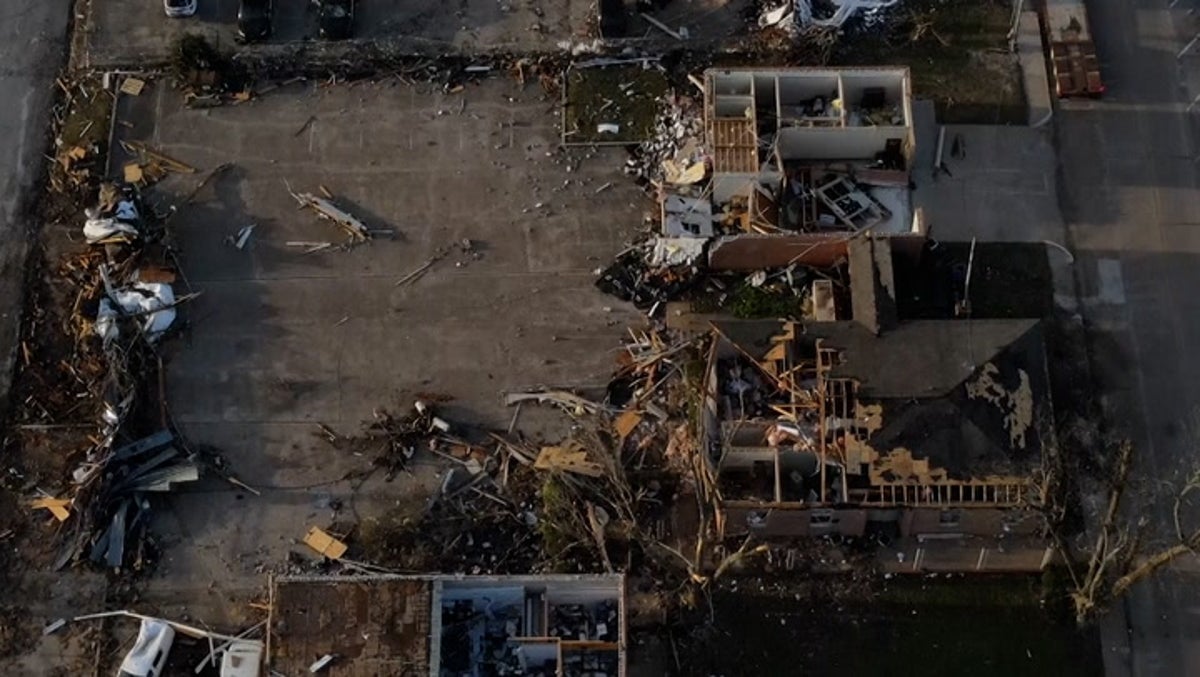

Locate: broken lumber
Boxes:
[30,497,72,522]
[503,390,607,415]
[119,140,196,174]
[535,443,604,477]
[303,526,348,560]
[290,189,372,243]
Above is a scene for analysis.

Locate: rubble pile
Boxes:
[353,331,701,579]
[169,34,252,106]
[625,93,705,185]
[595,249,702,310]
[16,178,206,572]
[53,142,104,195]
[342,401,463,480]
[785,0,904,29]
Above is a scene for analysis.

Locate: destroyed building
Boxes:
[653,67,920,273]
[268,574,625,676]
[698,235,1055,572]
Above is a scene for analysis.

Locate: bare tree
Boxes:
[1056,440,1200,623]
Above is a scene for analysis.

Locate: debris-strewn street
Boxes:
[11,0,1196,674]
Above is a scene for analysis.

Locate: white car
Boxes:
[163,0,197,17]
[117,619,175,677]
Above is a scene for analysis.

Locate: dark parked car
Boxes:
[318,0,354,40]
[237,0,272,42]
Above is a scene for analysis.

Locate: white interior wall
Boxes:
[778,449,820,474]
[724,421,772,446]
[842,72,907,120]
[712,72,753,96]
[516,642,559,666]
[714,96,754,118]
[713,173,758,203]
[777,74,840,107]
[778,126,907,160]
[753,73,777,111]
[721,449,777,467]
[544,585,619,605]
[439,585,526,608]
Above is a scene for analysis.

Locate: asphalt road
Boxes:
[1054,0,1200,674]
[0,1,71,413]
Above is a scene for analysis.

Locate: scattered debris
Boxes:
[563,63,669,145]
[303,526,349,560]
[626,93,705,184]
[30,497,71,522]
[82,182,143,244]
[309,654,337,673]
[120,618,175,677]
[294,114,317,137]
[290,188,372,244]
[504,390,608,416]
[119,77,146,96]
[42,619,68,636]
[535,442,604,477]
[231,224,255,250]
[119,140,196,187]
[640,12,686,40]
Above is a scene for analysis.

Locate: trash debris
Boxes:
[290,188,372,244]
[119,140,197,187]
[286,240,335,254]
[797,0,903,28]
[594,249,700,309]
[309,654,337,673]
[119,77,147,96]
[219,639,265,677]
[232,224,255,250]
[662,194,715,238]
[640,12,686,40]
[30,497,72,522]
[649,237,706,267]
[97,279,179,344]
[83,198,140,244]
[535,442,604,477]
[626,93,705,184]
[504,390,608,416]
[42,618,68,636]
[563,63,669,145]
[119,618,175,677]
[303,526,349,560]
[759,3,794,29]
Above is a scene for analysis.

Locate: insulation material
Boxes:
[649,237,706,267]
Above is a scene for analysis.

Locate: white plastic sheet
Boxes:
[95,282,177,343]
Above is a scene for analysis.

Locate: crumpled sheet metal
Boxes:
[793,0,901,27]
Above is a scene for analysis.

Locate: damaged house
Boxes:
[698,235,1056,573]
[700,67,921,271]
[268,574,625,676]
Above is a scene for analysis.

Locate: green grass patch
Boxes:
[563,65,669,144]
[833,0,1024,124]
